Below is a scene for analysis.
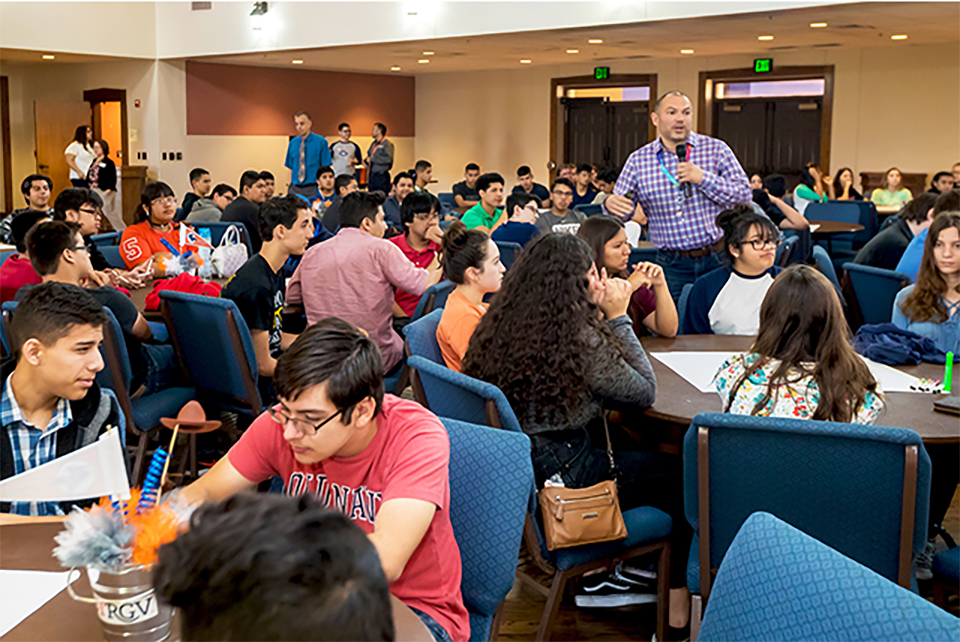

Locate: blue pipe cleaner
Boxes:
[138,447,168,514]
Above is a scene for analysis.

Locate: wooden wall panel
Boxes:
[185,61,414,137]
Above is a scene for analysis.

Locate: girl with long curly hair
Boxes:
[714,264,883,423]
[892,211,960,355]
[461,233,691,627]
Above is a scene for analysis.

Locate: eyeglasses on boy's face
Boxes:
[268,405,344,436]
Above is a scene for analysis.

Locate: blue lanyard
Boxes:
[657,150,680,187]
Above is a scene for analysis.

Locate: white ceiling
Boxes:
[190,2,960,75]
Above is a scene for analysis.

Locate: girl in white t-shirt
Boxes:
[64,125,95,187]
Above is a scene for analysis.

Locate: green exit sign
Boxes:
[594,66,610,80]
[754,58,773,73]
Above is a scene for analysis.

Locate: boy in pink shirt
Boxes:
[179,318,469,642]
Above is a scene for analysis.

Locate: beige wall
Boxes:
[415,41,960,193]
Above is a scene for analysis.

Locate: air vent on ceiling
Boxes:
[813,43,841,48]
[448,52,466,57]
[834,24,876,30]
[769,45,798,50]
[191,2,212,10]
[597,54,650,61]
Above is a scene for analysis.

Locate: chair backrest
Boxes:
[805,201,861,225]
[628,247,658,269]
[159,290,262,416]
[437,192,456,210]
[410,280,456,321]
[403,309,444,365]
[843,263,912,325]
[699,512,959,642]
[407,356,523,433]
[0,301,18,359]
[881,214,897,230]
[188,221,254,255]
[99,245,126,269]
[0,250,15,267]
[573,203,603,217]
[678,282,694,335]
[493,240,522,271]
[844,199,880,248]
[775,235,798,267]
[683,413,931,602]
[443,418,533,641]
[811,244,841,290]
[97,306,133,393]
[90,232,119,247]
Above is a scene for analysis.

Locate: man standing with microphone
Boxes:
[605,91,751,302]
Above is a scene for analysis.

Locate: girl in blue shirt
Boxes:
[892,211,960,355]
[686,204,782,335]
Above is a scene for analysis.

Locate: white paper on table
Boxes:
[650,351,923,394]
[650,352,735,393]
[0,428,130,503]
[810,223,821,233]
[0,570,77,637]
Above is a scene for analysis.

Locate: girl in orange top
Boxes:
[436,221,505,371]
[121,182,190,277]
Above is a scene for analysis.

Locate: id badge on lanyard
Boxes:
[658,150,685,217]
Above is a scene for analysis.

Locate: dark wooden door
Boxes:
[565,98,650,169]
[714,96,822,184]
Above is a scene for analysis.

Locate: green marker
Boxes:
[945,352,954,394]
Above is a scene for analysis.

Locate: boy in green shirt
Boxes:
[460,172,505,232]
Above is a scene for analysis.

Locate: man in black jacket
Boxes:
[854,192,937,270]
[1,282,123,516]
[222,170,268,252]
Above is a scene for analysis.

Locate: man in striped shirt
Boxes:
[1,282,122,516]
[605,91,751,301]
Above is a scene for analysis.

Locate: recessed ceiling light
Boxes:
[891,34,908,40]
[680,49,695,54]
[587,39,603,44]
[418,59,430,64]
[520,59,532,64]
[758,35,774,41]
[566,49,580,54]
[42,54,55,60]
[390,66,402,71]
[422,51,435,55]
[809,22,828,28]
[291,59,304,64]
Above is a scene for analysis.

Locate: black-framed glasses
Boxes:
[68,244,94,253]
[267,406,344,436]
[151,196,177,207]
[552,190,573,197]
[414,213,440,222]
[79,207,100,216]
[740,238,781,251]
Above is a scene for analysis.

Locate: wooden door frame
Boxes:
[698,65,834,174]
[550,74,657,181]
[1,76,12,212]
[83,88,128,167]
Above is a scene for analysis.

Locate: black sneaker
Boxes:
[620,560,658,584]
[575,566,657,608]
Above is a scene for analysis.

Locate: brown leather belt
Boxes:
[667,239,724,259]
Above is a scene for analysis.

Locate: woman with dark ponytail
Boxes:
[686,203,782,334]
[436,220,505,370]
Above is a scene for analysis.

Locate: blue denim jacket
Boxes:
[891,285,960,355]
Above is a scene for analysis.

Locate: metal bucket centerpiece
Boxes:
[68,565,174,642]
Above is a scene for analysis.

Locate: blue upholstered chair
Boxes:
[98,307,195,484]
[0,250,15,267]
[443,418,533,641]
[932,546,959,610]
[678,282,694,335]
[159,291,262,419]
[493,240,522,271]
[99,245,126,269]
[843,262,912,325]
[807,201,862,259]
[0,301,15,357]
[437,192,456,214]
[698,512,959,642]
[403,309,444,365]
[187,221,254,255]
[811,244,841,291]
[628,247,658,269]
[845,199,880,249]
[89,232,119,247]
[683,413,931,638]
[410,280,456,321]
[406,356,523,433]
[573,203,603,217]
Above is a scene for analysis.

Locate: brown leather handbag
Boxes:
[537,413,627,550]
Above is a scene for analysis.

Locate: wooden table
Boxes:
[0,522,432,641]
[809,221,864,235]
[641,335,959,444]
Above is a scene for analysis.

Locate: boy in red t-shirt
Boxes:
[179,318,469,642]
[0,210,49,303]
[389,192,444,318]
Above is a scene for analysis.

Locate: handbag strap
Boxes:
[218,226,239,248]
[600,409,618,479]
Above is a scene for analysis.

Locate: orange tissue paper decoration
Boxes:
[129,503,179,567]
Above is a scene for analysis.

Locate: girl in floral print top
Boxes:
[713,265,884,424]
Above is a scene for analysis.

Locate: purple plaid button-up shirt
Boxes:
[611,132,751,251]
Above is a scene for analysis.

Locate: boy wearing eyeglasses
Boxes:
[21,221,179,395]
[389,192,444,322]
[179,318,470,642]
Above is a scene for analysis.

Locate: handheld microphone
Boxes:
[676,143,691,198]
